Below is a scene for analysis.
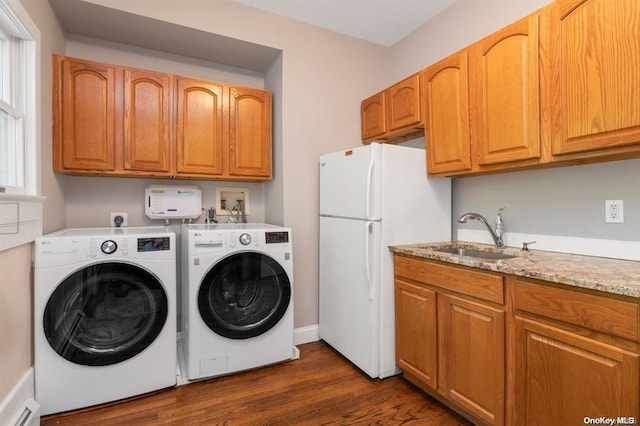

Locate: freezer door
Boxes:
[319,144,380,220]
[319,215,381,378]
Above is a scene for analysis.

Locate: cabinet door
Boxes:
[471,13,541,166]
[123,69,172,173]
[228,87,272,178]
[422,51,472,175]
[439,293,505,425]
[386,74,421,132]
[395,279,437,389]
[54,56,117,171]
[515,317,639,424]
[176,78,224,176]
[550,0,640,156]
[361,92,386,141]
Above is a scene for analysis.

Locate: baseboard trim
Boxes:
[0,368,37,426]
[293,324,319,346]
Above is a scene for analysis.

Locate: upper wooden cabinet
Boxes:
[386,74,421,133]
[470,13,542,168]
[53,55,273,181]
[228,87,272,178]
[422,51,472,175]
[123,69,173,174]
[549,0,640,160]
[54,56,117,172]
[361,92,387,141]
[424,11,545,177]
[385,0,640,177]
[175,77,225,177]
[361,74,423,143]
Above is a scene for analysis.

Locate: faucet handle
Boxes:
[521,241,537,251]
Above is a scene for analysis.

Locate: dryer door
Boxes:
[198,252,291,339]
[43,262,168,366]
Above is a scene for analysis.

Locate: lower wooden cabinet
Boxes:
[439,293,504,425]
[394,255,505,425]
[393,254,640,425]
[395,279,437,389]
[515,316,639,424]
[513,277,640,425]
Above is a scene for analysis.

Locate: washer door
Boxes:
[198,252,291,339]
[43,262,168,366]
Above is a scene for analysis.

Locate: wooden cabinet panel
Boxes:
[422,51,472,175]
[175,78,225,176]
[394,255,506,424]
[361,74,423,143]
[361,92,386,141]
[515,317,639,424]
[394,254,640,425]
[386,74,421,132]
[395,279,437,389]
[54,55,273,181]
[394,255,504,304]
[471,13,541,166]
[124,69,172,173]
[515,278,639,342]
[439,293,505,425]
[229,87,272,178]
[54,56,117,171]
[550,0,640,156]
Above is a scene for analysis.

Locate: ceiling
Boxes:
[49,0,457,72]
[49,0,282,72]
[231,0,457,46]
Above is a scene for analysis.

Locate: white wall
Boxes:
[0,245,33,405]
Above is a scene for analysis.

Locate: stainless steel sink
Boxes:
[433,246,517,260]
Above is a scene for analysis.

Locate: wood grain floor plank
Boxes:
[42,341,472,425]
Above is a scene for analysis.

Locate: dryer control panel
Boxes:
[265,231,289,244]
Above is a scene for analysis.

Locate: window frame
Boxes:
[0,0,42,252]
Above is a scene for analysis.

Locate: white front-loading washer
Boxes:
[182,223,294,381]
[34,227,176,416]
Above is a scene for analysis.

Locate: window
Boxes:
[0,0,37,196]
[0,0,42,252]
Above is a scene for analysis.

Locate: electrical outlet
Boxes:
[605,200,624,223]
[110,212,128,227]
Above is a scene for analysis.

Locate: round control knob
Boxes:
[101,240,118,254]
[239,233,252,245]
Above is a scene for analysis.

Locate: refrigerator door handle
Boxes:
[365,221,374,300]
[365,152,375,219]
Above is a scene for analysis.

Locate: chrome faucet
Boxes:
[458,208,505,247]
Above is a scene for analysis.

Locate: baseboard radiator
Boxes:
[0,369,40,426]
[7,398,40,426]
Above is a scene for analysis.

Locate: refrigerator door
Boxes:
[319,143,380,220]
[319,215,381,378]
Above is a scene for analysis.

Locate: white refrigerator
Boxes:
[318,142,451,379]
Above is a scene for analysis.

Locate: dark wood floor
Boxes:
[42,341,472,425]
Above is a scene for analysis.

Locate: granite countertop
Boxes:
[389,241,640,299]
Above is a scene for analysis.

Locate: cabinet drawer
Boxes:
[515,278,640,342]
[394,255,504,304]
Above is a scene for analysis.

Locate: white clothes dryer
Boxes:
[182,223,294,381]
[34,227,176,415]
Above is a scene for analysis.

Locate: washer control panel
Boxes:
[239,233,252,245]
[101,240,118,254]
